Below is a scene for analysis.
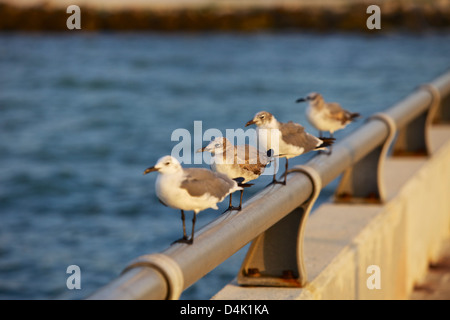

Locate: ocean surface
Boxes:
[0,32,449,300]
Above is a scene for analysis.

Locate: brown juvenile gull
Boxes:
[245,111,334,185]
[143,155,242,244]
[296,92,360,139]
[197,137,273,211]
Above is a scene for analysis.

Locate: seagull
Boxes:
[143,155,242,244]
[197,137,273,211]
[245,111,334,185]
[296,92,360,139]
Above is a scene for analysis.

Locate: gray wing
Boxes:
[279,121,322,152]
[326,102,354,124]
[181,168,236,199]
[235,145,270,176]
[235,145,270,164]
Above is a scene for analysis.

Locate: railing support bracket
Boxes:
[237,165,321,287]
[393,84,440,156]
[335,113,396,204]
[426,82,450,124]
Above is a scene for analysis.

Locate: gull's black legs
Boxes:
[188,213,196,244]
[225,189,244,212]
[283,158,289,185]
[172,210,192,244]
[272,158,288,185]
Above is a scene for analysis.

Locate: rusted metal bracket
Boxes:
[335,113,396,204]
[237,165,321,287]
[393,84,440,156]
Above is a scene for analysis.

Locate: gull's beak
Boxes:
[245,119,256,127]
[296,97,307,103]
[196,146,208,153]
[143,166,158,175]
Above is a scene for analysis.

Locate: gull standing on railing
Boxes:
[143,155,242,244]
[296,93,360,154]
[197,137,273,211]
[245,111,334,185]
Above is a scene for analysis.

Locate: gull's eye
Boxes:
[164,162,170,166]
[215,143,221,148]
[259,115,265,119]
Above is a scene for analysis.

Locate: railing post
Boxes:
[392,84,441,156]
[335,113,396,203]
[430,83,450,124]
[237,165,321,287]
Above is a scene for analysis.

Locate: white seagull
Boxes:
[245,111,334,185]
[144,155,242,244]
[197,137,273,210]
[296,92,360,139]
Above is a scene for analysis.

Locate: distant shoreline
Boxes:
[1,2,449,32]
[3,0,450,11]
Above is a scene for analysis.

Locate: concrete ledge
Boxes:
[212,127,450,300]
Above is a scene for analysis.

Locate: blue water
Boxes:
[0,32,449,300]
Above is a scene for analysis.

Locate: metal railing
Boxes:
[87,70,450,300]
